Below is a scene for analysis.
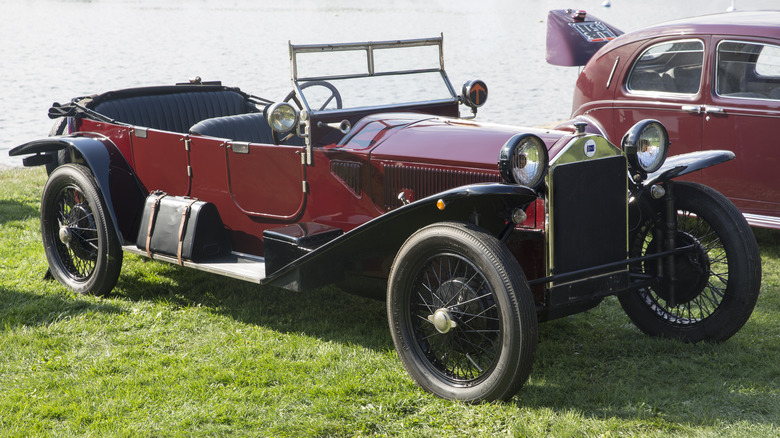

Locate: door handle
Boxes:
[703,106,726,114]
[681,105,702,114]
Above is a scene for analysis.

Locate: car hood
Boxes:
[340,113,566,171]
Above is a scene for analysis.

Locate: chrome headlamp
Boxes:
[622,119,669,174]
[266,102,299,133]
[498,134,549,190]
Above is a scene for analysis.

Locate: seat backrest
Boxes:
[93,90,249,133]
[628,71,668,93]
[189,113,274,144]
[667,66,702,94]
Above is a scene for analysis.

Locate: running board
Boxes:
[743,213,780,230]
[122,245,266,284]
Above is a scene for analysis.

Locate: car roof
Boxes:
[612,10,780,45]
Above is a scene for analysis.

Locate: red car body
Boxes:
[550,9,780,228]
[10,36,762,403]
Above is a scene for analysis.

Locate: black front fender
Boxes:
[644,150,735,187]
[265,183,538,292]
[10,134,146,244]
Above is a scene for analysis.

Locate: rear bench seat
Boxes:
[91,86,253,134]
[189,113,275,144]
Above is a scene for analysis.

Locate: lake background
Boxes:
[1,0,777,167]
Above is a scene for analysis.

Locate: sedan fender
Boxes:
[265,183,538,292]
[9,134,146,243]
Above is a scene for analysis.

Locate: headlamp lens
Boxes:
[268,102,299,133]
[623,120,669,174]
[499,134,548,189]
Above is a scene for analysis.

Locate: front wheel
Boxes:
[387,222,537,402]
[621,181,761,342]
[40,164,123,296]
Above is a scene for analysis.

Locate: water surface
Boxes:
[1,0,775,166]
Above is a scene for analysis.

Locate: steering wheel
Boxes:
[284,80,343,111]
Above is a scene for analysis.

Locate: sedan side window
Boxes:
[627,40,704,94]
[718,41,780,100]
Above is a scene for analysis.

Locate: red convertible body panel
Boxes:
[9,35,762,403]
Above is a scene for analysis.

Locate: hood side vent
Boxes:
[331,160,363,196]
[384,163,501,210]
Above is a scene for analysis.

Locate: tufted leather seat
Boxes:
[189,113,275,144]
[93,90,249,134]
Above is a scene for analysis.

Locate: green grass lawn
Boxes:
[1,167,778,437]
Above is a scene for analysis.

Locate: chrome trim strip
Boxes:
[743,213,780,230]
[606,56,619,89]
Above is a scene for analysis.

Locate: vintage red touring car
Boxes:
[547,9,780,229]
[11,36,761,402]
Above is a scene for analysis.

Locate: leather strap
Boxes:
[177,198,199,266]
[145,192,168,258]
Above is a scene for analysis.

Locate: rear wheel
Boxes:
[387,222,537,402]
[620,181,761,342]
[41,164,122,296]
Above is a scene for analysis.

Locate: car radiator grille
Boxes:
[551,155,627,277]
[383,164,501,210]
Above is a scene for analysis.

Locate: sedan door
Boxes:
[700,38,780,222]
[612,38,709,183]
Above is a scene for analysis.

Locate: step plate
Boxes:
[122,246,266,284]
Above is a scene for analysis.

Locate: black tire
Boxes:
[620,181,761,342]
[387,222,537,402]
[40,164,123,296]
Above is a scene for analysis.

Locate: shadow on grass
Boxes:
[755,227,780,255]
[113,259,393,351]
[515,303,779,428]
[0,199,39,224]
[0,286,123,330]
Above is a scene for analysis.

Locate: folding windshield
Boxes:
[289,36,458,112]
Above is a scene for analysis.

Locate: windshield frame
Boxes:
[288,35,459,114]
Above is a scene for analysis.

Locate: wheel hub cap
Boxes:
[428,308,457,334]
[59,226,72,245]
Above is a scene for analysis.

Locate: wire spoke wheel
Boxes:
[412,253,501,383]
[41,164,122,296]
[388,222,537,402]
[632,209,728,324]
[621,182,761,342]
[52,184,100,279]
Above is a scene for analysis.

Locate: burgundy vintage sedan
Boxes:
[11,36,761,402]
[548,9,780,228]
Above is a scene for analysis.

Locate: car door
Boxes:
[130,128,192,196]
[224,141,306,220]
[186,135,307,255]
[612,38,709,182]
[701,38,780,220]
